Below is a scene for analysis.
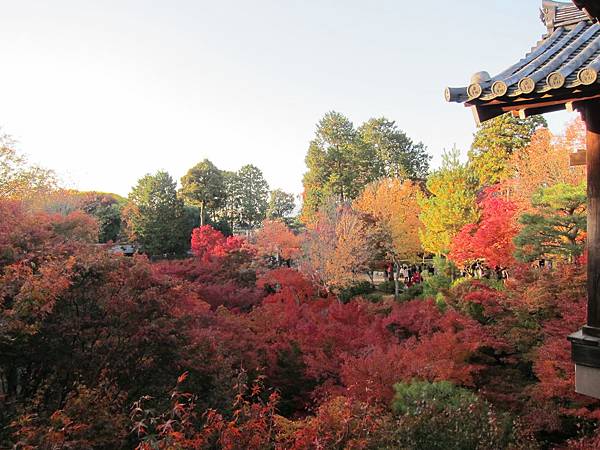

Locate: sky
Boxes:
[0,0,578,198]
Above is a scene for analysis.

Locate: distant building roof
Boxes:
[445,1,600,123]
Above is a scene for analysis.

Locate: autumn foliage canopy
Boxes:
[1,115,598,449]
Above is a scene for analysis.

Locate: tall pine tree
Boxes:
[515,183,586,263]
[125,171,188,256]
[301,112,430,222]
[469,114,546,186]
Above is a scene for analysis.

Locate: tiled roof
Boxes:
[445,1,600,122]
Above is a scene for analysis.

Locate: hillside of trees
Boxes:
[1,113,598,449]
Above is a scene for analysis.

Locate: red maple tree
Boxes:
[449,187,519,268]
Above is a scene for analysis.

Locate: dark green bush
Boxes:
[391,381,514,450]
[398,283,423,302]
[207,218,233,236]
[338,281,375,303]
[378,280,398,294]
[392,380,478,416]
[422,256,457,299]
[365,292,383,303]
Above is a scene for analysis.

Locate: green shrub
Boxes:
[208,218,233,236]
[444,278,507,325]
[338,281,375,303]
[422,256,457,299]
[449,276,470,290]
[378,280,397,294]
[392,380,478,416]
[391,381,513,450]
[365,292,384,303]
[451,276,504,291]
[398,283,423,302]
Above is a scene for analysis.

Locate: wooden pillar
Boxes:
[584,101,600,336]
[569,101,600,399]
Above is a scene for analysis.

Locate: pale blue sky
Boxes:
[0,0,577,197]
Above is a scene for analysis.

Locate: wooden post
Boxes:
[583,101,600,336]
[569,101,600,399]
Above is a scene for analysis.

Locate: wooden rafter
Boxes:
[573,0,600,21]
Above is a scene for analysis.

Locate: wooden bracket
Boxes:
[571,150,587,167]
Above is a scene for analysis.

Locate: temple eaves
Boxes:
[445,1,600,124]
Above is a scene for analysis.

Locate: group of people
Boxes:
[379,256,562,292]
[460,260,509,281]
[385,263,435,287]
[383,260,512,289]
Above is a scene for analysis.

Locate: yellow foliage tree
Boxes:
[418,148,479,256]
[354,178,422,298]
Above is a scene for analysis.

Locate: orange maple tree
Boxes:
[354,178,422,258]
[354,178,422,296]
[301,204,371,291]
[253,220,301,265]
[509,124,585,209]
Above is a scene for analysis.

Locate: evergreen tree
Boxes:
[125,171,188,256]
[89,201,122,243]
[225,165,269,230]
[515,183,586,263]
[469,114,546,186]
[180,159,226,226]
[419,147,479,255]
[301,112,430,222]
[211,170,238,232]
[302,112,359,221]
[267,189,296,219]
[358,117,430,180]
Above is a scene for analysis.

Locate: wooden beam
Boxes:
[571,150,587,167]
[519,103,568,118]
[573,0,600,21]
[469,91,600,109]
[469,92,600,123]
[471,105,504,125]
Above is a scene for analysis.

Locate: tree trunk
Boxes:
[393,261,400,301]
[200,203,205,227]
[367,271,375,289]
[6,364,17,398]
